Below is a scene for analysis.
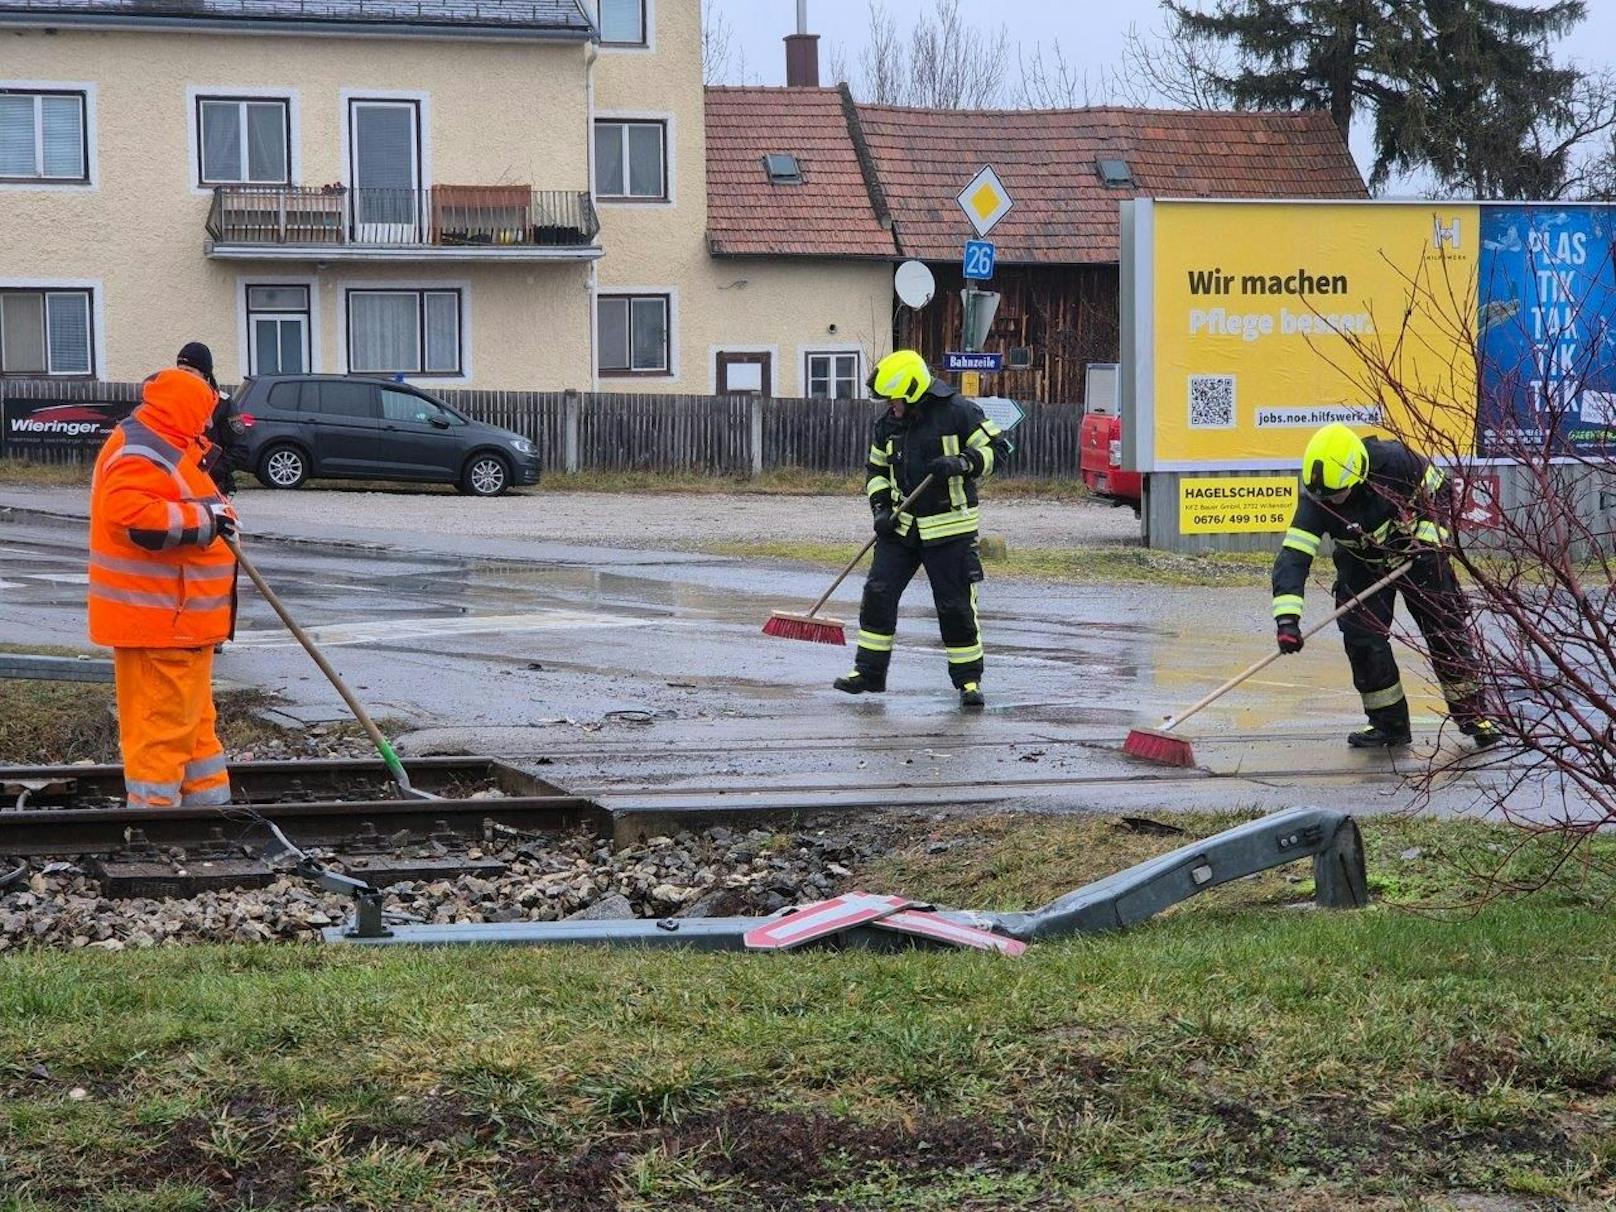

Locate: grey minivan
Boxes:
[234,375,539,497]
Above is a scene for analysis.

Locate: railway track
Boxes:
[0,742,1502,863]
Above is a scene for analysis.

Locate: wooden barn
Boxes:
[848,103,1369,405]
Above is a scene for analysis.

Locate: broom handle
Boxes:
[802,474,937,619]
[226,536,414,792]
[1159,562,1411,733]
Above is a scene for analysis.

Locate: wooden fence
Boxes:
[0,380,1090,479]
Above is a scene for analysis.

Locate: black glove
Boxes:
[1276,617,1303,655]
[208,501,239,542]
[927,453,973,478]
[872,509,898,538]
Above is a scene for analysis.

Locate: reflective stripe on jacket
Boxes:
[1270,436,1450,622]
[864,382,1010,546]
[88,370,238,648]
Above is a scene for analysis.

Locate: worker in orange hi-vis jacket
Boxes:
[87,364,240,808]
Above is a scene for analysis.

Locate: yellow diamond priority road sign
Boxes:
[956,164,1013,238]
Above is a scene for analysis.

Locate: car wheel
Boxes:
[461,452,510,498]
[259,444,308,490]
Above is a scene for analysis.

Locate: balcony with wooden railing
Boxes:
[204,185,602,262]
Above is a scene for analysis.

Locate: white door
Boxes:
[350,101,420,244]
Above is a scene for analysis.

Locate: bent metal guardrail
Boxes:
[205,185,600,249]
[325,806,1369,946]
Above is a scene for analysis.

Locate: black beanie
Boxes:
[176,341,215,381]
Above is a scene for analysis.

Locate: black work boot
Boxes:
[959,682,985,709]
[1347,723,1413,748]
[834,670,886,695]
[1458,717,1504,750]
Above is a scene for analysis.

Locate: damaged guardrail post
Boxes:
[1311,814,1369,909]
[992,806,1370,940]
[322,807,1370,950]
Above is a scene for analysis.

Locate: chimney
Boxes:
[785,0,820,87]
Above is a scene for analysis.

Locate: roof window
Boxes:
[763,153,804,185]
[1096,157,1133,187]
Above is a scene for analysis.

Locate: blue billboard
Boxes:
[1479,205,1616,458]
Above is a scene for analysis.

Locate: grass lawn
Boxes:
[703,539,1273,587]
[2,813,1613,1211]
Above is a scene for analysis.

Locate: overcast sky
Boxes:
[708,0,1616,190]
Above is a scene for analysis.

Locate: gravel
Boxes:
[2,486,1138,553]
[229,489,1141,550]
[0,822,914,951]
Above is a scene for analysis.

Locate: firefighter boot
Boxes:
[959,682,985,709]
[1458,717,1504,749]
[1348,699,1412,748]
[834,670,886,695]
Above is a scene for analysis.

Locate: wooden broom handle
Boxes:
[803,474,936,619]
[226,536,400,774]
[1159,562,1412,733]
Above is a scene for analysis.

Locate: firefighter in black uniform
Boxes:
[176,342,245,498]
[834,350,1010,709]
[1272,422,1501,749]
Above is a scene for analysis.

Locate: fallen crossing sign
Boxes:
[871,910,1027,956]
[743,891,910,950]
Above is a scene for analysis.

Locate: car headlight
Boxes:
[509,438,535,455]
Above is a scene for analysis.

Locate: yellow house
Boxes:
[0,0,896,395]
[0,0,611,389]
[591,3,893,397]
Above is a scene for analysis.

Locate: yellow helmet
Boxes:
[871,350,932,404]
[1301,423,1368,494]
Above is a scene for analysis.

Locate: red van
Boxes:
[1077,363,1142,510]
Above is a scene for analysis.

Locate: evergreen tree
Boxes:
[1166,0,1585,196]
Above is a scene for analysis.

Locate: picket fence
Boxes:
[0,380,1087,478]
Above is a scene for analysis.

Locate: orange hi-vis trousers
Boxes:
[112,647,231,808]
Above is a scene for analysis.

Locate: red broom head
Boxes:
[1121,727,1196,767]
[762,612,847,645]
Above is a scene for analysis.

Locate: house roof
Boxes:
[0,0,593,37]
[704,90,1368,264]
[855,105,1369,264]
[706,86,898,259]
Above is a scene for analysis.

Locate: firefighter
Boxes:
[1271,422,1501,749]
[176,342,244,498]
[89,364,240,808]
[834,350,1010,708]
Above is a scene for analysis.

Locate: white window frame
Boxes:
[245,283,312,377]
[339,89,431,190]
[343,286,466,380]
[801,345,867,399]
[187,86,299,197]
[0,282,97,377]
[195,97,291,186]
[593,118,668,202]
[592,109,676,208]
[596,0,652,50]
[235,274,320,379]
[597,291,673,377]
[0,81,96,191]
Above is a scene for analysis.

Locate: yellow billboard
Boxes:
[1127,201,1481,471]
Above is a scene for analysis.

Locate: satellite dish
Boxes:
[894,260,936,309]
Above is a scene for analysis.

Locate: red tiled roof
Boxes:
[705,86,898,259]
[854,105,1368,264]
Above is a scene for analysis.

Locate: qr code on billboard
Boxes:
[1188,374,1236,429]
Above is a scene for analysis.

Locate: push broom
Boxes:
[1122,562,1411,767]
[762,475,935,645]
[227,537,437,801]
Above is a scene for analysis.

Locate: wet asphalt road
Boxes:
[0,493,1574,821]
